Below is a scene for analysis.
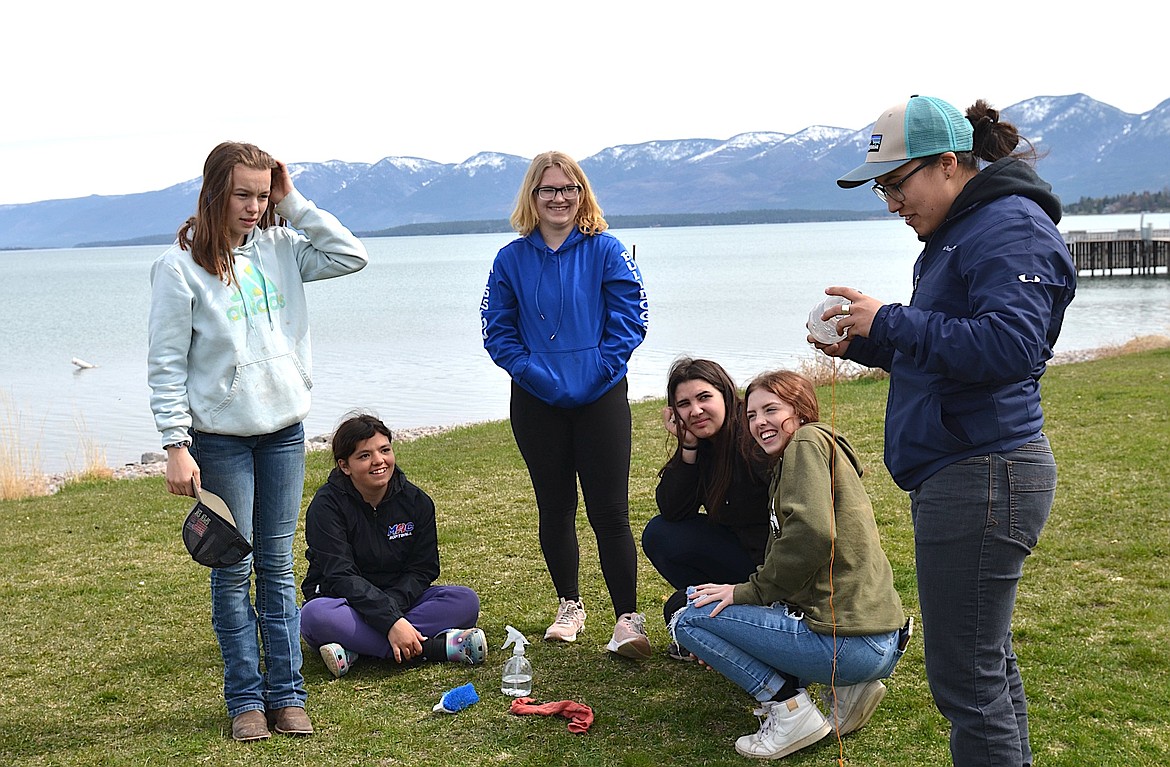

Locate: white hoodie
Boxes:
[148,190,368,447]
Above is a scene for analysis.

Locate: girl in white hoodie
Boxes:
[148,142,367,742]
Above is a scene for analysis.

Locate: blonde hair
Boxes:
[510,151,607,237]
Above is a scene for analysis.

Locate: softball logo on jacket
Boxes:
[386,521,415,541]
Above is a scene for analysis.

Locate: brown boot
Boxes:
[231,710,271,742]
[271,706,313,736]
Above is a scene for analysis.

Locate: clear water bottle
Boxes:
[501,625,533,697]
[806,295,850,344]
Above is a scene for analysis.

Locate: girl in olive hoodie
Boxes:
[673,371,907,761]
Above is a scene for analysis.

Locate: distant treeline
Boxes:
[1064,189,1170,215]
[73,209,886,248]
[359,209,884,238]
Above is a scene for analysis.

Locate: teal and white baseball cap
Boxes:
[837,95,974,188]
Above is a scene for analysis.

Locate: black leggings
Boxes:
[509,378,638,618]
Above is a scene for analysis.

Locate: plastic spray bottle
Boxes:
[501,625,533,697]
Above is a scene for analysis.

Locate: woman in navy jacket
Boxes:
[823,96,1076,767]
[481,151,651,658]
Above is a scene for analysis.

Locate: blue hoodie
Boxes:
[845,158,1077,491]
[481,227,648,408]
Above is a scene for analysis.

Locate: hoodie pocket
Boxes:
[209,352,312,425]
[520,348,609,407]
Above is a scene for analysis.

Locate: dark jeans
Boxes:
[642,514,758,622]
[510,378,638,618]
[911,436,1055,767]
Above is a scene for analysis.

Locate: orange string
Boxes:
[827,355,846,765]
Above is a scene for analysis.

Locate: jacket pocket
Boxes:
[937,389,999,447]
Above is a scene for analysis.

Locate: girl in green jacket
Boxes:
[672,370,908,761]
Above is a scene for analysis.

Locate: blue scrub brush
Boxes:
[432,683,479,714]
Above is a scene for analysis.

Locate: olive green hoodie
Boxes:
[732,422,905,636]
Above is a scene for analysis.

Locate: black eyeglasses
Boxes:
[872,158,935,203]
[534,185,582,201]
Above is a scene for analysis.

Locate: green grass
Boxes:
[1,349,1167,766]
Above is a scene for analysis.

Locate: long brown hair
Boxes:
[660,358,760,508]
[510,151,607,237]
[177,142,277,285]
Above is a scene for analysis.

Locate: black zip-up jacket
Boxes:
[301,466,439,635]
[654,440,771,563]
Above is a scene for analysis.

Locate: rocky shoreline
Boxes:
[47,424,461,496]
[36,335,1170,497]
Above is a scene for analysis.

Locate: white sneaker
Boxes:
[823,679,886,736]
[319,642,357,678]
[606,612,652,659]
[734,690,831,759]
[544,598,586,642]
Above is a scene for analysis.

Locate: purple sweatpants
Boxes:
[300,585,480,659]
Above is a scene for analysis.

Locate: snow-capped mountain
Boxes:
[2,94,1169,249]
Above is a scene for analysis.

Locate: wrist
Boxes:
[164,440,191,451]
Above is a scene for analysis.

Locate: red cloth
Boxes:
[509,697,594,733]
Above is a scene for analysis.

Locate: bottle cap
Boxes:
[503,625,529,655]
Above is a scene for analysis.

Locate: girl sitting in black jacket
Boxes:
[300,413,485,677]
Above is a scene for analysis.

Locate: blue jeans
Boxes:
[191,423,307,718]
[673,599,904,702]
[911,436,1055,767]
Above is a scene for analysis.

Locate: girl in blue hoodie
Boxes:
[481,151,650,658]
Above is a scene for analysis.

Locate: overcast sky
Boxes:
[3,0,1164,205]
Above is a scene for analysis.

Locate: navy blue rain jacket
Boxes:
[845,158,1077,490]
[481,227,648,408]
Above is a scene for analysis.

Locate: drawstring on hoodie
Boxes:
[534,245,566,341]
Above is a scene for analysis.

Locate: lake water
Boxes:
[2,214,1168,474]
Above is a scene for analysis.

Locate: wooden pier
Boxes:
[1064,227,1170,277]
